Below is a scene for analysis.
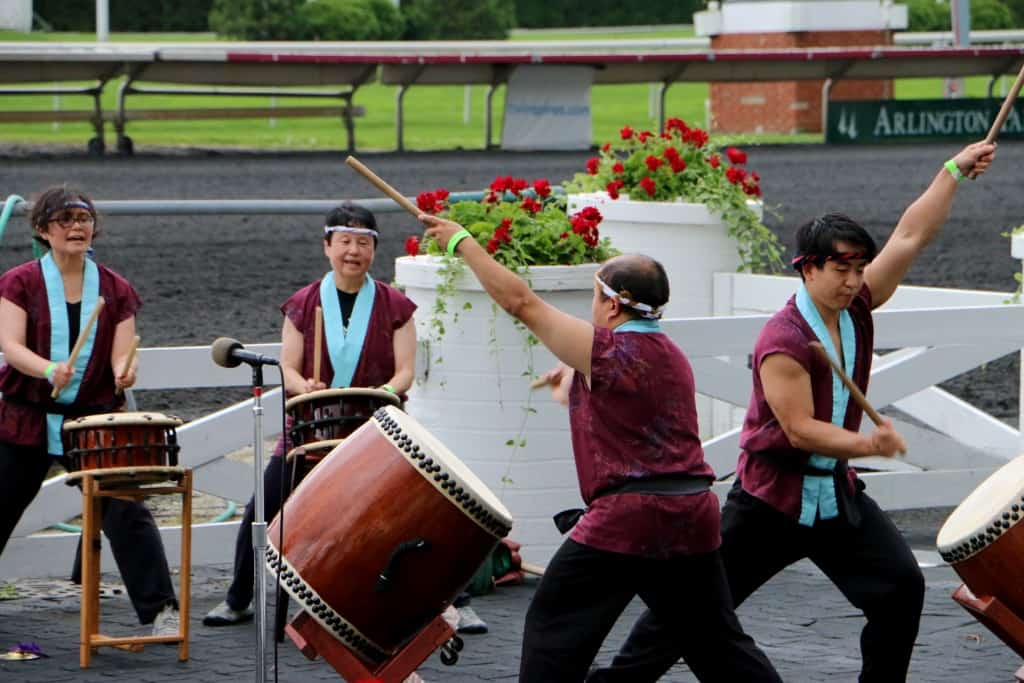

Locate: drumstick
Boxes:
[529,376,549,390]
[114,334,140,396]
[344,156,421,219]
[985,62,1024,145]
[52,296,105,399]
[313,305,323,386]
[521,561,545,577]
[808,341,883,426]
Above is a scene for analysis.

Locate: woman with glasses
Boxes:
[0,186,180,637]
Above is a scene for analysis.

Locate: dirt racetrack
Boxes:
[1,142,1022,422]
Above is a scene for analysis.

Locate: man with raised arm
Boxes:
[591,141,997,683]
[418,214,781,683]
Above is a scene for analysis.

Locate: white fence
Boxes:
[2,275,1023,576]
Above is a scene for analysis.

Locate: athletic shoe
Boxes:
[202,600,254,627]
[152,604,180,637]
[455,605,488,634]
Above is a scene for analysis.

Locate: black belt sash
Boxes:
[552,474,714,535]
[751,450,862,528]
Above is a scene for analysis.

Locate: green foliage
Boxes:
[402,0,515,40]
[1006,0,1024,27]
[209,0,303,40]
[565,119,784,273]
[294,0,403,41]
[34,0,214,31]
[905,0,950,31]
[971,0,1016,30]
[514,0,701,28]
[906,0,1016,31]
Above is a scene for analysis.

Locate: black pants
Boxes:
[225,453,289,611]
[593,484,925,682]
[0,441,177,624]
[520,538,781,683]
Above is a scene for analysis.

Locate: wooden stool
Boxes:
[67,466,192,668]
[285,609,460,683]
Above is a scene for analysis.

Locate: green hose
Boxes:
[49,500,239,533]
[0,194,24,246]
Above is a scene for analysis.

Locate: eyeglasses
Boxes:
[48,212,95,229]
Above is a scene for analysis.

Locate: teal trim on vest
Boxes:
[320,272,375,389]
[42,253,100,456]
[794,284,856,527]
[614,319,661,334]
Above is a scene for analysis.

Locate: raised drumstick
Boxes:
[529,376,549,390]
[345,156,421,218]
[114,334,140,396]
[52,296,105,399]
[985,62,1024,145]
[313,305,323,386]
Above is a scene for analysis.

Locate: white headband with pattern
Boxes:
[324,225,379,237]
[596,275,664,320]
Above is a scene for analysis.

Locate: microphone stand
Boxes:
[250,363,268,683]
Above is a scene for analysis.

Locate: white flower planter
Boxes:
[395,255,599,565]
[567,192,763,440]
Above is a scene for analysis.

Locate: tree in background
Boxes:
[513,0,701,29]
[906,0,1017,32]
[293,0,404,40]
[402,0,515,40]
[35,0,214,32]
[208,0,303,40]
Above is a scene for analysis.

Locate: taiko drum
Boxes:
[285,388,401,446]
[62,412,183,472]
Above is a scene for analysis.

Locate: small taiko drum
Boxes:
[266,405,513,662]
[285,388,401,447]
[937,454,1024,621]
[62,412,183,472]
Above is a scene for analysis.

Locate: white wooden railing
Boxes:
[3,276,1024,576]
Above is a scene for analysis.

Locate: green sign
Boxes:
[826,98,1024,144]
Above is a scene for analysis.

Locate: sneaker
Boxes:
[455,605,488,635]
[202,600,254,627]
[152,604,180,638]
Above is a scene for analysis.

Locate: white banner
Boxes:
[501,65,594,151]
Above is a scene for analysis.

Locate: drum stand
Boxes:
[285,609,459,683]
[952,584,1024,680]
[67,466,192,668]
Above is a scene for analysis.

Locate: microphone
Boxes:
[211,337,279,368]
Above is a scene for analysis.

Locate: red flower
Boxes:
[404,235,420,257]
[709,155,720,169]
[742,176,762,197]
[486,237,500,254]
[683,128,708,148]
[586,157,600,175]
[521,197,542,214]
[434,188,450,202]
[559,232,569,239]
[620,125,634,140]
[510,178,529,195]
[606,179,625,199]
[533,179,552,197]
[601,142,611,153]
[644,155,663,172]
[489,175,513,193]
[660,132,672,140]
[637,130,653,143]
[416,191,437,213]
[726,147,747,165]
[577,206,602,223]
[669,157,687,174]
[663,146,679,161]
[726,166,747,184]
[640,177,656,196]
[612,161,625,174]
[494,222,512,243]
[665,117,688,133]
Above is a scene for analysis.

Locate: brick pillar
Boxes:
[709,30,894,134]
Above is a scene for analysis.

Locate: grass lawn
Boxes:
[0,29,1011,152]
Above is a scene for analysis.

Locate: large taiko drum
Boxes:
[266,405,513,662]
[937,454,1024,617]
[285,388,402,446]
[62,412,183,472]
[285,439,341,484]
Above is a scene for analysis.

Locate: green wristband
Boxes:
[447,228,472,257]
[944,159,964,183]
[380,383,396,394]
[43,362,57,382]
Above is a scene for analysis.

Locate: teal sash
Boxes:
[42,253,100,456]
[794,284,856,527]
[614,319,661,334]
[319,273,376,388]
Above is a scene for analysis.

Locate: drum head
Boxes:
[285,387,402,412]
[375,405,513,529]
[285,439,342,462]
[937,454,1024,553]
[63,411,183,432]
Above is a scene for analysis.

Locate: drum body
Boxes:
[937,455,1024,617]
[266,406,512,662]
[62,412,183,472]
[285,388,401,446]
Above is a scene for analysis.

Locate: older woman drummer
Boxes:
[204,201,417,626]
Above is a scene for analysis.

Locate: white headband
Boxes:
[596,275,664,320]
[324,225,379,237]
